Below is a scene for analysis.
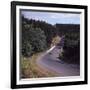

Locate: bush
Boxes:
[22,41,33,56]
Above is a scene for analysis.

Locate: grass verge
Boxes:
[20,53,58,78]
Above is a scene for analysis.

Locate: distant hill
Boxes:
[55,24,80,35]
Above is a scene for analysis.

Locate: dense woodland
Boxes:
[21,16,80,64]
[56,24,80,64]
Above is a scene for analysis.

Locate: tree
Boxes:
[21,23,47,56]
[28,27,47,52]
[22,41,33,56]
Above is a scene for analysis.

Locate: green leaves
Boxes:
[22,41,33,56]
[59,33,80,64]
[21,22,47,56]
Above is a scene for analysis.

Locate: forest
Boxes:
[21,15,80,64]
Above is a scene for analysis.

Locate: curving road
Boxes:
[36,37,80,77]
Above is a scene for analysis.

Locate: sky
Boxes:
[21,10,80,25]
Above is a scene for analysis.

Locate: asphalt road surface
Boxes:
[36,37,80,77]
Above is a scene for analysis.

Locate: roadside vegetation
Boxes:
[20,53,58,78]
[59,33,80,65]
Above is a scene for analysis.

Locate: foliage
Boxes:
[55,24,80,36]
[21,55,57,78]
[22,16,58,47]
[59,33,80,64]
[22,41,33,56]
[21,18,47,56]
[51,35,61,47]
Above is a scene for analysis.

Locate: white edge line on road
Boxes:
[46,46,56,53]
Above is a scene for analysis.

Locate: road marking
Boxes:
[46,46,56,53]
